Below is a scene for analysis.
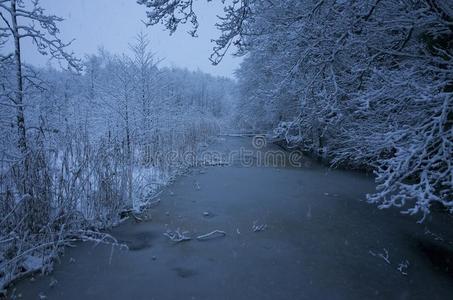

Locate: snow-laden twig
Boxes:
[196,230,226,241]
[74,229,124,248]
[141,198,161,209]
[163,229,191,242]
[369,248,390,264]
[424,228,446,243]
[397,260,410,275]
[252,221,267,232]
[139,191,163,210]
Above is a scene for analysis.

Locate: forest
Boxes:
[0,0,452,299]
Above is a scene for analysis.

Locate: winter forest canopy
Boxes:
[231,0,452,219]
[0,0,452,297]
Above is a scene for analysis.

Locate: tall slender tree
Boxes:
[0,0,80,156]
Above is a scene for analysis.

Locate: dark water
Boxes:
[9,137,453,299]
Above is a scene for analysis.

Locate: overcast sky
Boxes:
[20,0,241,78]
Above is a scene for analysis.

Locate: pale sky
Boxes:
[20,0,241,78]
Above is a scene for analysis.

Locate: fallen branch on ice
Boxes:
[252,222,267,232]
[369,248,390,264]
[196,230,226,241]
[397,259,410,275]
[163,229,191,242]
[139,191,163,210]
[141,199,161,209]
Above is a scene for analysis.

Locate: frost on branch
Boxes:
[231,0,453,219]
[137,0,200,36]
[196,230,226,241]
[137,0,252,64]
[368,95,452,221]
[164,229,192,243]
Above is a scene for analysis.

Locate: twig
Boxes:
[196,230,226,241]
[139,198,161,210]
[369,248,390,264]
[397,259,409,275]
[252,221,267,232]
[164,229,191,242]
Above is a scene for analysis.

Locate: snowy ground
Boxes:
[9,137,453,299]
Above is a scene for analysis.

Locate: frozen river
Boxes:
[11,137,453,299]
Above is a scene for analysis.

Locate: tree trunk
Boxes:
[11,0,30,199]
[124,90,133,208]
[11,0,27,154]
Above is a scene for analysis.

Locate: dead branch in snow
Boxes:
[397,260,410,275]
[164,229,191,243]
[196,230,226,241]
[369,248,390,264]
[252,222,267,232]
[139,198,162,210]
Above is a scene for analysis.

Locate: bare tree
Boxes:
[130,32,161,136]
[0,0,80,156]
